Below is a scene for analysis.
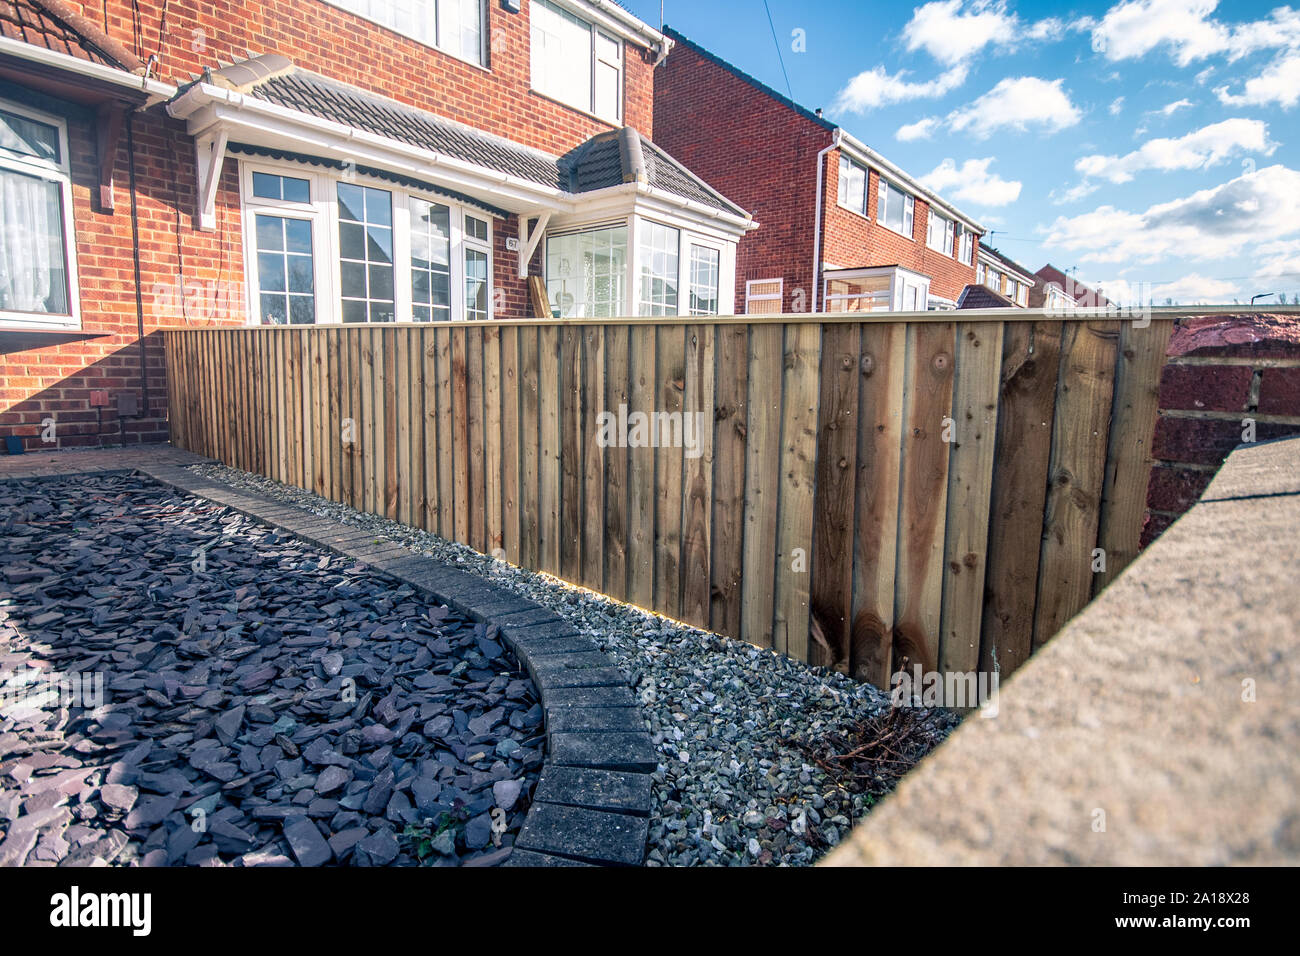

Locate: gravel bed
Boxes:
[0,473,541,867]
[189,462,959,866]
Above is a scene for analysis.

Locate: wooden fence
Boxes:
[163,311,1172,686]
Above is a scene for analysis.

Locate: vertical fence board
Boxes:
[519,326,540,570]
[483,325,503,556]
[654,325,685,618]
[850,323,907,686]
[1095,318,1174,591]
[893,321,956,675]
[395,328,413,526]
[626,325,656,609]
[435,326,454,538]
[603,326,630,598]
[452,326,471,541]
[467,327,486,551]
[741,324,782,648]
[1033,320,1120,648]
[680,324,714,630]
[538,325,562,575]
[709,324,748,638]
[560,324,583,583]
[419,329,438,532]
[382,327,398,519]
[979,320,1063,677]
[773,322,821,661]
[500,326,521,563]
[581,325,605,591]
[938,321,1005,677]
[811,323,861,672]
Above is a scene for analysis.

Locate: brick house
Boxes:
[1,0,752,450]
[1028,263,1113,311]
[967,241,1035,308]
[653,26,984,315]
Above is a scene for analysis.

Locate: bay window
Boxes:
[531,0,623,123]
[926,209,955,255]
[0,101,78,328]
[242,162,492,324]
[823,266,930,313]
[877,177,915,237]
[545,224,628,318]
[837,155,867,216]
[328,0,486,67]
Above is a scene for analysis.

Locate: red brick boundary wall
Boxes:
[1145,312,1300,544]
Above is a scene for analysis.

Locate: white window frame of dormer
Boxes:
[0,98,80,330]
[239,160,494,325]
[877,177,915,239]
[926,209,955,256]
[836,155,868,218]
[323,0,488,69]
[531,0,624,124]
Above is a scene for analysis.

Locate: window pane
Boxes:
[440,0,485,64]
[465,247,488,321]
[689,245,719,316]
[253,213,314,326]
[0,168,69,314]
[329,0,438,54]
[546,225,627,318]
[338,183,394,324]
[838,157,865,213]
[0,109,59,163]
[532,0,594,113]
[636,221,679,317]
[252,171,310,203]
[411,197,451,322]
[465,214,488,242]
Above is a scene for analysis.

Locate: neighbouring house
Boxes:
[973,241,1034,308]
[1,0,752,450]
[1029,263,1113,311]
[653,26,983,315]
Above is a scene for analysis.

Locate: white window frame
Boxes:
[956,225,974,265]
[240,160,493,325]
[531,0,624,124]
[876,177,915,239]
[837,155,868,218]
[926,209,955,256]
[822,266,930,314]
[685,238,724,317]
[745,277,783,314]
[0,98,80,330]
[324,0,488,69]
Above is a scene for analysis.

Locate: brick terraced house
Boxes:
[0,0,752,449]
[968,241,1035,308]
[653,26,984,316]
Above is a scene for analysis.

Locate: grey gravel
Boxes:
[191,462,958,867]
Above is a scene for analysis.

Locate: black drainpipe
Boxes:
[126,111,149,421]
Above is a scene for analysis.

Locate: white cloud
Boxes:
[1083,274,1240,305]
[903,1,1029,65]
[1156,97,1194,115]
[1051,182,1101,204]
[897,117,942,141]
[833,64,969,113]
[1254,240,1300,280]
[1215,51,1300,109]
[947,76,1083,138]
[1108,96,1125,115]
[921,157,1023,205]
[1085,0,1300,66]
[1074,118,1274,183]
[1042,164,1300,264]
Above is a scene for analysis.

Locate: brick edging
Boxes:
[135,464,655,867]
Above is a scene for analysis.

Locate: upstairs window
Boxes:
[957,225,974,265]
[330,0,486,67]
[837,155,867,215]
[926,210,955,255]
[532,0,622,123]
[878,178,915,237]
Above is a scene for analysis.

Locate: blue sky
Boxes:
[625,0,1300,305]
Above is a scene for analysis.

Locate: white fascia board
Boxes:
[169,83,571,216]
[552,180,754,241]
[633,184,755,238]
[564,0,666,51]
[0,35,176,102]
[837,131,986,235]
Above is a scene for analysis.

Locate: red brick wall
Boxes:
[97,0,655,153]
[654,39,978,312]
[653,38,827,313]
[1143,313,1300,543]
[821,153,979,305]
[1,96,241,450]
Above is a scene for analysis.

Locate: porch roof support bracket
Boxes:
[517,210,552,279]
[195,130,229,232]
